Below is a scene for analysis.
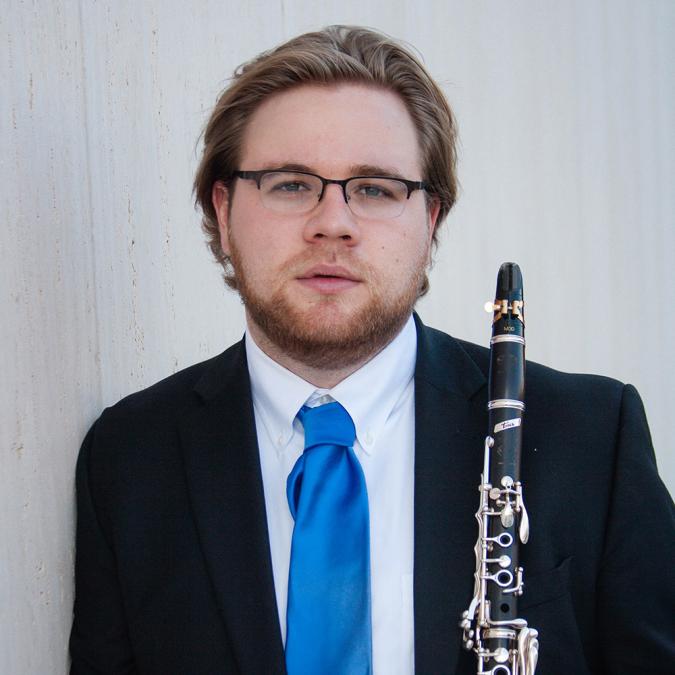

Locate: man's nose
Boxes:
[302,183,361,244]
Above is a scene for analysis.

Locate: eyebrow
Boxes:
[266,162,409,180]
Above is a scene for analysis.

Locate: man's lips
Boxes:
[296,264,362,293]
[297,264,361,282]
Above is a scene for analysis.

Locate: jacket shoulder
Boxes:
[415,318,629,411]
[453,334,627,398]
[95,339,247,432]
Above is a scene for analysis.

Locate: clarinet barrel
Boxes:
[460,262,539,675]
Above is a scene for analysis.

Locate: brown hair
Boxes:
[194,25,458,291]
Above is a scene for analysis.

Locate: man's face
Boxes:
[212,83,440,370]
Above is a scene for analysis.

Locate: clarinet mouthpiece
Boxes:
[497,262,523,295]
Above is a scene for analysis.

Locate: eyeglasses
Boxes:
[233,169,429,219]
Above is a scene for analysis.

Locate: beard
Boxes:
[229,241,428,371]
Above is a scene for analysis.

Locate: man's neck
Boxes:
[245,319,389,389]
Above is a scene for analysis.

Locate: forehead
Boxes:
[239,83,423,177]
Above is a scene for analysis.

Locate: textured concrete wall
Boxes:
[2,1,673,671]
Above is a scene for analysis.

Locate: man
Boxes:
[70,26,674,674]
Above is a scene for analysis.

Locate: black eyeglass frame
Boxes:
[232,169,429,203]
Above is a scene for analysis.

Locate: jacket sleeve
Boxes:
[69,419,139,674]
[596,384,675,673]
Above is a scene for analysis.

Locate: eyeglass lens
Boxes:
[258,171,410,218]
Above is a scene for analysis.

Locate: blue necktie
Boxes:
[285,401,372,675]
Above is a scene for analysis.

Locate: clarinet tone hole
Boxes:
[495,533,513,548]
[500,603,510,613]
[493,570,513,587]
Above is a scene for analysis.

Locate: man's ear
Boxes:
[427,197,441,251]
[212,181,231,256]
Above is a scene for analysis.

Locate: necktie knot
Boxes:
[297,401,356,449]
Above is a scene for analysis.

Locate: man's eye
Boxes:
[356,184,392,199]
[271,181,310,193]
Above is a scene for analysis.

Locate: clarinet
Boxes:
[460,262,539,675]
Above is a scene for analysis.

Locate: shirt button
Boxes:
[365,431,374,446]
[276,434,284,447]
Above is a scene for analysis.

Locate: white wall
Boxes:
[2,1,673,671]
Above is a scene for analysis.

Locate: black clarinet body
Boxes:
[460,263,539,675]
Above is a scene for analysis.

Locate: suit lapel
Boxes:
[413,317,487,674]
[179,340,286,674]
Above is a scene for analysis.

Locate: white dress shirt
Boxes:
[246,315,417,675]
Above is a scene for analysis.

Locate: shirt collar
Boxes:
[245,314,417,456]
[329,316,416,454]
[246,332,316,454]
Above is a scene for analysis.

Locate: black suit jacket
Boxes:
[70,317,675,674]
